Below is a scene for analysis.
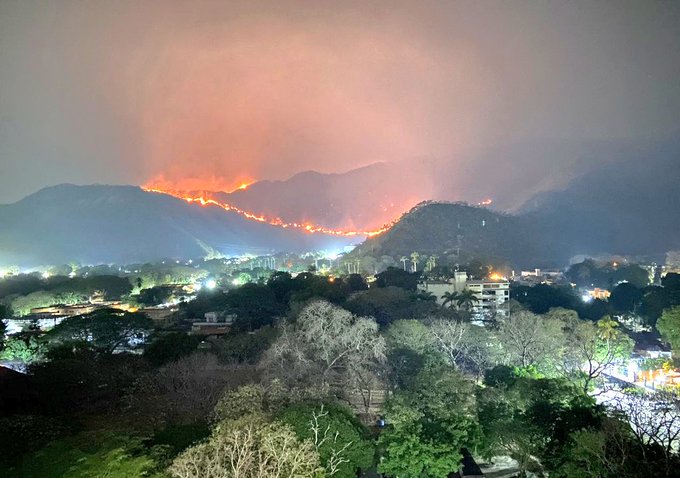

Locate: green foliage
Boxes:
[640,286,672,326]
[384,319,434,354]
[378,365,480,478]
[46,308,153,354]
[0,302,12,320]
[477,373,604,474]
[135,285,176,306]
[345,273,368,292]
[511,284,578,314]
[0,334,46,363]
[278,404,374,478]
[224,283,284,331]
[657,306,680,351]
[609,282,643,313]
[0,415,73,467]
[144,332,201,366]
[1,274,133,316]
[10,290,58,316]
[152,423,211,455]
[374,267,420,290]
[29,349,151,416]
[3,432,167,478]
[345,286,438,327]
[211,325,278,363]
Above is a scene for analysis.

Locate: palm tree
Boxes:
[410,252,420,272]
[456,289,479,311]
[597,316,619,341]
[441,291,459,309]
[399,256,408,271]
[418,290,437,302]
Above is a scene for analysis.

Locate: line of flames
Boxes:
[142,187,395,237]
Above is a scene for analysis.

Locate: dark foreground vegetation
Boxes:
[1,267,680,477]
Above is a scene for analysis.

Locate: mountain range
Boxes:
[1,143,678,268]
[0,185,355,267]
[170,162,431,232]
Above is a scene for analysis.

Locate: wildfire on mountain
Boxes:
[142,186,396,237]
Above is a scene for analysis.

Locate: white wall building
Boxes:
[418,272,510,317]
[466,279,510,317]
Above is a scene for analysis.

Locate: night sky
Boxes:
[1,0,679,206]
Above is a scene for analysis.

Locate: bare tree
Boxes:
[169,416,323,478]
[428,319,468,368]
[562,317,633,392]
[495,310,565,369]
[262,300,386,412]
[309,405,352,476]
[608,389,680,476]
[128,353,255,426]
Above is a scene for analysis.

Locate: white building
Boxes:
[418,271,468,306]
[418,272,510,317]
[466,279,510,317]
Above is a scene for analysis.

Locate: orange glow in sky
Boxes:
[144,175,255,196]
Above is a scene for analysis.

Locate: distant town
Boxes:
[2,248,680,477]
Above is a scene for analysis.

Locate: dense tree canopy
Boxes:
[46,308,153,354]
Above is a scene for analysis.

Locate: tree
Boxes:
[440,291,459,309]
[609,282,643,313]
[263,300,386,396]
[428,319,468,368]
[5,432,165,478]
[127,353,254,427]
[657,306,680,352]
[512,284,578,314]
[345,287,438,327]
[562,317,633,392]
[344,274,367,292]
[496,310,565,370]
[10,291,58,316]
[0,335,45,364]
[456,289,479,311]
[400,256,408,272]
[279,404,374,478]
[144,332,201,366]
[378,365,480,478]
[46,308,153,354]
[410,252,420,272]
[478,373,604,476]
[225,284,284,331]
[416,290,437,302]
[385,320,434,355]
[0,304,9,350]
[374,267,419,290]
[169,415,323,478]
[606,390,680,477]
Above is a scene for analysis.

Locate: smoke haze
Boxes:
[2,0,679,207]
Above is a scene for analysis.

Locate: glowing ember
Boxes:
[142,186,396,237]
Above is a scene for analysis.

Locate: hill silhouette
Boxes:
[0,185,355,267]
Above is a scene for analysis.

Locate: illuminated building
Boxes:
[466,279,510,318]
[418,272,510,318]
[587,288,611,300]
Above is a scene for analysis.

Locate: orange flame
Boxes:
[142,186,396,237]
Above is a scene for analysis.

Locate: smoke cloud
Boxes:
[1,0,679,207]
